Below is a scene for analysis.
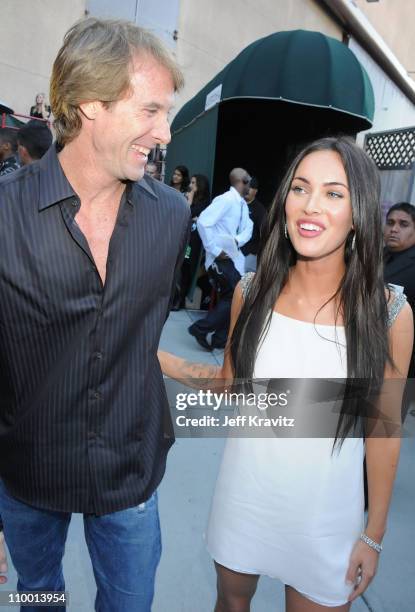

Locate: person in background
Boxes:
[0,129,20,177]
[29,92,51,120]
[241,176,267,272]
[384,202,415,310]
[17,121,53,165]
[145,160,161,180]
[170,164,190,194]
[189,168,253,350]
[178,174,211,308]
[187,173,210,217]
[384,202,415,408]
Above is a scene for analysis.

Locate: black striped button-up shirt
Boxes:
[0,146,189,514]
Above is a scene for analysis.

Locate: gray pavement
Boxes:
[0,309,414,611]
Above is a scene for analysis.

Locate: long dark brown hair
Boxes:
[230,137,390,446]
[192,174,211,206]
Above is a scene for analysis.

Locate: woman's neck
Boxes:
[288,262,344,299]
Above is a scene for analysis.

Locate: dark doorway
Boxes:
[213,99,358,206]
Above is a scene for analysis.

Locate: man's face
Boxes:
[0,140,11,162]
[86,54,174,182]
[17,143,32,166]
[234,173,251,197]
[245,186,257,204]
[384,210,415,252]
[145,162,159,179]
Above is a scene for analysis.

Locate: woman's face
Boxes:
[285,150,353,261]
[384,210,415,252]
[172,169,183,184]
[190,176,198,192]
[36,93,44,104]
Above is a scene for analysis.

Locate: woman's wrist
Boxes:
[360,533,383,553]
[364,524,386,543]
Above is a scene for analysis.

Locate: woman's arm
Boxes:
[158,283,245,390]
[347,302,413,602]
[365,302,413,538]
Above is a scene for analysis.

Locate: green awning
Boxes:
[166,30,375,202]
[172,29,374,135]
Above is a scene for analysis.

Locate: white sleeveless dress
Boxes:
[206,276,406,606]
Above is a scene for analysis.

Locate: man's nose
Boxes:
[153,118,171,146]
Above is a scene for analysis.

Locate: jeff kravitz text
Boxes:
[176,414,295,428]
[174,389,295,429]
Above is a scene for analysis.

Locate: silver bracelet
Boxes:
[360,533,382,553]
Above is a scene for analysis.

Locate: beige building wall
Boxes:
[0,0,85,118]
[355,0,415,78]
[174,0,342,113]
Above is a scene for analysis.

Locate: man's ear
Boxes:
[79,101,101,120]
[18,145,31,166]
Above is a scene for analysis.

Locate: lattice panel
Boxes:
[365,128,415,170]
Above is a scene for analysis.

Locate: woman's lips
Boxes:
[296,221,325,238]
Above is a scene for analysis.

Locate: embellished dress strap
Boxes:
[387,287,407,328]
[240,272,255,299]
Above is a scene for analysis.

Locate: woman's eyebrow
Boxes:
[292,176,349,190]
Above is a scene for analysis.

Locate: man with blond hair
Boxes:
[0,18,189,610]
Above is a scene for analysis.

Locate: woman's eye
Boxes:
[327,191,343,199]
[292,186,305,193]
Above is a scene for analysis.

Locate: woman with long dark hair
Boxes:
[178,174,211,307]
[170,164,190,193]
[159,137,413,610]
[187,173,211,217]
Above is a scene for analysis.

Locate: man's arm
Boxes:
[166,212,191,318]
[235,203,253,248]
[158,282,244,388]
[197,195,230,258]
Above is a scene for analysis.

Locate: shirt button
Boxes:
[71,199,78,207]
[93,391,101,400]
[93,352,103,360]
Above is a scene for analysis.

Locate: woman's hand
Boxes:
[346,539,379,602]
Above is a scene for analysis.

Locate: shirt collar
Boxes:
[136,175,158,200]
[230,186,244,202]
[38,144,76,211]
[38,144,158,210]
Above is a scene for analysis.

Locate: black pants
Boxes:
[192,258,241,346]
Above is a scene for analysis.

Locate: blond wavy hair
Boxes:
[50,18,184,145]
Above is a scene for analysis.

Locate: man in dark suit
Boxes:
[0,18,189,609]
[384,202,415,416]
[241,177,267,272]
[384,202,415,309]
